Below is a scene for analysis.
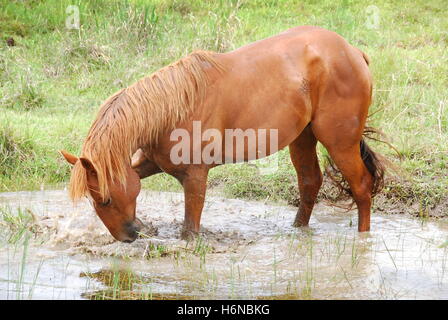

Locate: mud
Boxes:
[0,189,447,299]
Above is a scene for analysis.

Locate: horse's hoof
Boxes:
[293,221,309,228]
[181,229,198,241]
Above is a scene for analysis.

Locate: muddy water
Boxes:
[0,189,447,299]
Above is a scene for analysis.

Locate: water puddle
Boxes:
[0,189,447,299]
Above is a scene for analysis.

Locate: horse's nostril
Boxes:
[124,222,136,232]
[123,239,134,244]
[123,221,140,242]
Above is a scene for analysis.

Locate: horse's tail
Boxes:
[359,128,386,196]
[325,127,386,201]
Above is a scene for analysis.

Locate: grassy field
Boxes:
[0,0,447,215]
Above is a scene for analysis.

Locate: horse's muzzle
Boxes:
[121,218,144,243]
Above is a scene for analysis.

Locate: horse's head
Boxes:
[60,150,143,243]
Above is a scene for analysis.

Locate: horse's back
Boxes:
[220,26,369,88]
[215,26,371,114]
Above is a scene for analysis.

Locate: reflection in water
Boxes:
[0,189,447,299]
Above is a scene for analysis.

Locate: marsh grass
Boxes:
[80,268,155,300]
[1,76,44,110]
[0,220,43,299]
[143,242,169,258]
[0,0,447,215]
[0,206,37,244]
[0,206,43,298]
[191,236,211,266]
[0,127,35,178]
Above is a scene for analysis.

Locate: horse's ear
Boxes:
[131,148,146,169]
[60,150,78,165]
[79,157,97,176]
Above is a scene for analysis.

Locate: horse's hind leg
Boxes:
[289,124,323,227]
[312,116,373,232]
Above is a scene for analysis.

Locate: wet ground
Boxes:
[0,189,447,299]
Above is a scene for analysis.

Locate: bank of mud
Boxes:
[282,175,448,219]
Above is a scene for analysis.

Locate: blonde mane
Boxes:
[69,51,224,201]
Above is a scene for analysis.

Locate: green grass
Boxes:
[0,206,36,244]
[0,0,447,213]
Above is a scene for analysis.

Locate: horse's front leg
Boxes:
[180,166,209,240]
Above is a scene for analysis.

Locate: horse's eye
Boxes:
[100,198,112,207]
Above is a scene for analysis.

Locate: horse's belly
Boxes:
[219,116,307,163]
[214,84,311,162]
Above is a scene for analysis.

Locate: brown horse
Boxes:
[61,26,385,243]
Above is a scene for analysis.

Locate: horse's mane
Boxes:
[69,51,224,201]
